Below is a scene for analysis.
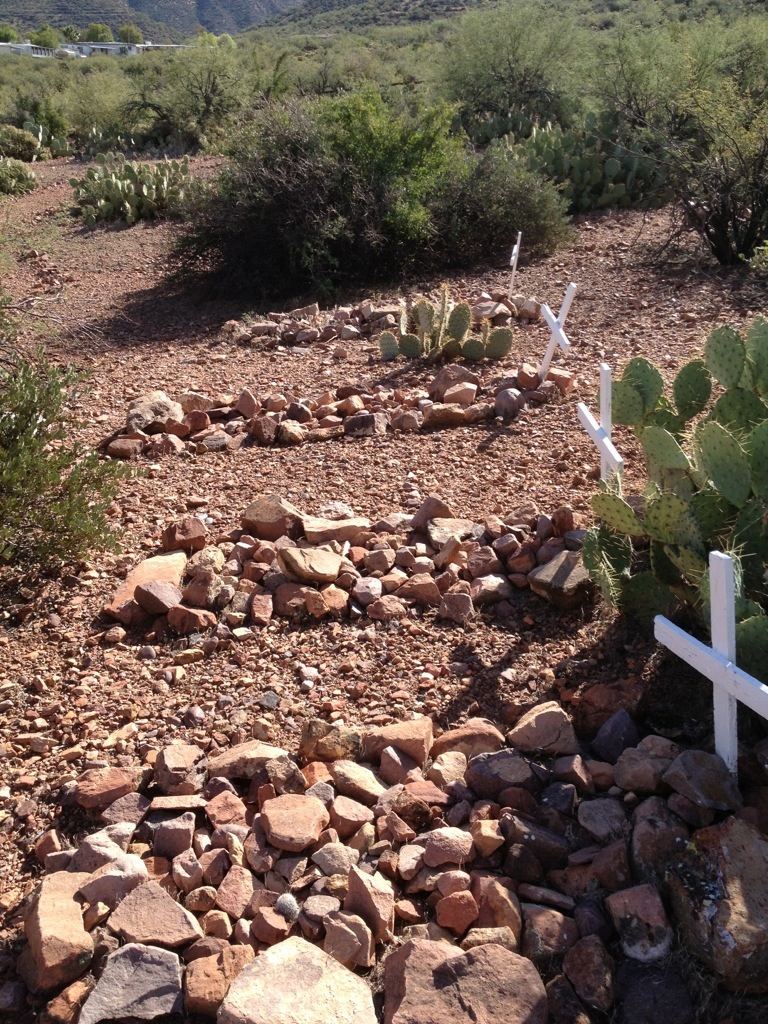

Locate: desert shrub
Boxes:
[70,153,189,225]
[175,93,570,299]
[0,125,41,162]
[0,158,36,196]
[0,343,129,566]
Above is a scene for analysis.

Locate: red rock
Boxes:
[329,795,374,838]
[167,605,217,634]
[207,740,288,781]
[324,911,375,967]
[563,935,615,1012]
[605,884,673,963]
[103,551,187,624]
[261,794,330,852]
[241,495,304,541]
[361,718,434,767]
[344,867,395,943]
[184,946,255,1016]
[162,518,207,553]
[19,872,93,993]
[384,939,547,1024]
[215,866,260,920]
[521,904,579,958]
[108,880,203,947]
[435,891,479,935]
[423,827,474,868]
[134,581,183,616]
[250,907,293,945]
[74,767,138,810]
[507,701,579,755]
[206,790,248,828]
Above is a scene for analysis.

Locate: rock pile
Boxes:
[103,362,575,460]
[9,709,768,1024]
[101,494,592,652]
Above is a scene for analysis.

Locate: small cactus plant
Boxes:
[585,316,768,674]
[70,153,189,226]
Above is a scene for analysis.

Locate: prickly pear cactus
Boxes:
[705,325,745,390]
[623,357,664,414]
[398,334,422,359]
[461,338,485,362]
[698,421,752,508]
[673,359,711,419]
[711,388,768,434]
[641,425,689,471]
[485,327,514,361]
[379,331,399,361]
[611,380,645,426]
[592,491,644,536]
[446,303,472,345]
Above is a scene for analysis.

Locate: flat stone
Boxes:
[261,794,330,852]
[323,911,375,968]
[74,767,138,810]
[344,866,395,943]
[329,795,374,837]
[423,827,474,868]
[662,749,742,811]
[207,740,288,780]
[184,946,255,1016]
[521,905,580,958]
[104,552,187,624]
[361,719,433,767]
[591,710,640,764]
[563,935,615,1012]
[465,750,538,798]
[218,936,376,1024]
[277,547,342,584]
[241,495,304,542]
[384,939,547,1024]
[299,719,361,762]
[667,816,768,993]
[427,518,483,548]
[527,551,593,609]
[134,581,183,616]
[507,701,579,755]
[77,852,148,909]
[329,760,386,805]
[100,792,151,827]
[578,798,628,843]
[154,811,195,860]
[409,493,455,531]
[154,743,207,796]
[108,880,203,947]
[302,516,370,544]
[430,720,505,760]
[630,797,688,883]
[215,865,260,920]
[78,944,183,1024]
[19,872,92,993]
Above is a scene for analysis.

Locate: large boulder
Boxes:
[18,872,93,993]
[126,391,183,434]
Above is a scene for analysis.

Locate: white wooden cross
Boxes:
[577,362,624,482]
[655,550,768,778]
[508,232,522,299]
[538,282,577,382]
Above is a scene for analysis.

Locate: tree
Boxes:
[217,33,235,49]
[119,24,143,45]
[0,22,19,42]
[61,26,81,42]
[84,23,114,43]
[29,24,61,48]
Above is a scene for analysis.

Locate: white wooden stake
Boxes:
[654,551,768,779]
[577,362,624,482]
[538,282,577,382]
[508,232,522,299]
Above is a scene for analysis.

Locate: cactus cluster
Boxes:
[0,158,37,197]
[510,112,668,214]
[584,317,768,673]
[23,121,71,158]
[379,284,514,365]
[70,153,189,226]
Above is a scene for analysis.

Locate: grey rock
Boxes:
[78,943,183,1024]
[591,710,640,764]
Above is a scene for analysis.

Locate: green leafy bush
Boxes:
[71,153,189,226]
[175,93,570,299]
[0,345,129,567]
[0,158,36,196]
[583,317,768,677]
[0,125,42,162]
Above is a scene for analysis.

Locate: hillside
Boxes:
[2,0,305,39]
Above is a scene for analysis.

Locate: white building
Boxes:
[0,41,186,59]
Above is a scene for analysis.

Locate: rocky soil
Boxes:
[1,158,767,1022]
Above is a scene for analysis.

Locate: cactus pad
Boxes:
[611,380,645,425]
[705,325,745,390]
[461,338,485,362]
[620,571,674,631]
[646,406,686,438]
[746,316,768,396]
[378,331,399,361]
[747,420,768,500]
[446,303,472,345]
[641,425,689,470]
[412,299,435,338]
[651,540,683,585]
[644,493,690,544]
[673,359,711,420]
[623,357,663,414]
[711,388,768,434]
[582,525,631,604]
[398,334,423,359]
[665,545,707,585]
[732,498,768,595]
[591,492,645,535]
[699,421,752,508]
[485,327,514,361]
[736,614,768,680]
[690,487,736,544]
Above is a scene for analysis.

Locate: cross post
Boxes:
[654,551,768,779]
[577,362,624,482]
[508,232,522,299]
[538,282,577,382]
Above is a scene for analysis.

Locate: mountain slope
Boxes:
[3,0,305,37]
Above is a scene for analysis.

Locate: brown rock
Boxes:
[435,891,479,935]
[207,740,288,780]
[324,911,375,968]
[507,701,579,755]
[605,884,673,963]
[215,865,260,920]
[250,907,292,945]
[134,581,183,616]
[667,816,768,993]
[155,744,207,796]
[563,935,615,1011]
[162,518,207,553]
[384,939,547,1024]
[362,718,433,767]
[430,719,505,760]
[546,975,591,1024]
[527,551,593,609]
[19,872,93,993]
[104,551,187,624]
[74,767,138,810]
[344,866,395,943]
[329,795,374,837]
[521,905,579,958]
[299,719,361,762]
[108,880,203,947]
[206,790,247,827]
[241,495,304,542]
[167,604,217,634]
[42,977,95,1024]
[423,827,474,868]
[329,760,386,805]
[261,794,330,852]
[183,946,254,1017]
[662,749,742,811]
